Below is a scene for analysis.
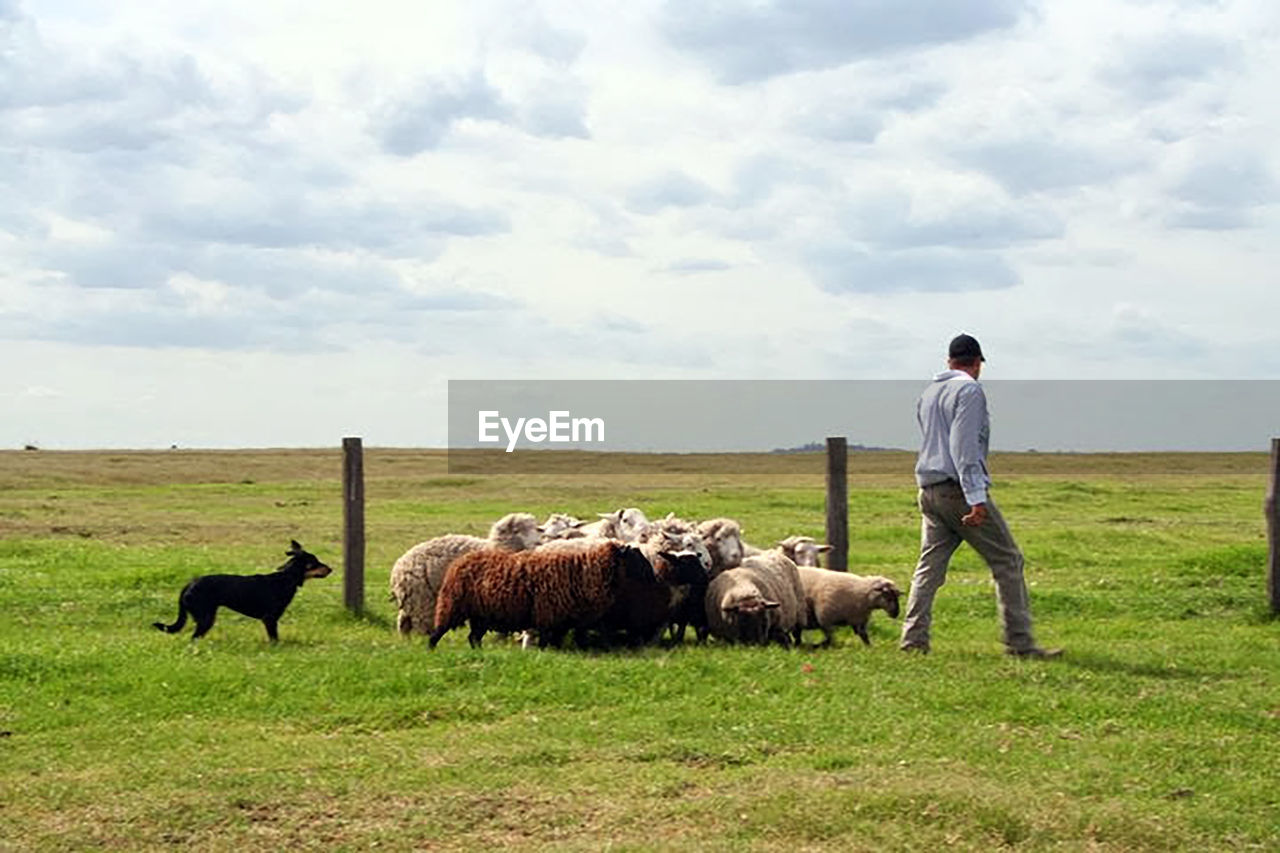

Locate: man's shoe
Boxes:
[1006,646,1063,659]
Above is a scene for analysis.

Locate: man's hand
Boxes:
[962,503,988,527]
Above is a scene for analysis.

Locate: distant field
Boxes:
[1,449,1277,850]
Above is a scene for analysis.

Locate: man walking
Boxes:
[899,334,1060,658]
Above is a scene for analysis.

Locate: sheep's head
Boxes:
[777,535,832,567]
[868,577,902,618]
[697,518,745,571]
[593,509,625,539]
[618,507,650,541]
[630,520,657,541]
[657,550,708,586]
[660,529,712,572]
[538,513,585,541]
[492,512,542,550]
[721,587,780,645]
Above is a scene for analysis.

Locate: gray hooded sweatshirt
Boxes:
[913,369,990,506]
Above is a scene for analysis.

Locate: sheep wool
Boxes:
[389,512,541,635]
[704,551,805,647]
[797,567,902,646]
[429,540,657,649]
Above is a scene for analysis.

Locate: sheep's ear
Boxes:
[662,529,681,542]
[816,544,833,552]
[570,519,587,528]
[597,512,614,519]
[535,525,548,533]
[763,599,781,609]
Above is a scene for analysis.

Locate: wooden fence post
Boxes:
[343,437,365,615]
[826,436,848,572]
[1267,438,1280,615]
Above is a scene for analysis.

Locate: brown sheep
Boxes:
[428,540,657,649]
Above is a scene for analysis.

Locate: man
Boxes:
[899,334,1060,658]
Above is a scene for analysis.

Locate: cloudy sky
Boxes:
[2,0,1278,449]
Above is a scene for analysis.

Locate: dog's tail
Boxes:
[152,602,188,634]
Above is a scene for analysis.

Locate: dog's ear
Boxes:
[288,539,303,554]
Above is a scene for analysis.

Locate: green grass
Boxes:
[1,449,1278,850]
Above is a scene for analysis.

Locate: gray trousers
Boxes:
[899,481,1036,652]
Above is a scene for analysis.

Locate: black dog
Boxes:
[153,540,331,642]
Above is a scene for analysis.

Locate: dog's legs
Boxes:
[263,618,279,643]
[190,609,217,640]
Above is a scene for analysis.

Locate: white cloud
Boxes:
[659,0,1028,84]
[664,258,734,274]
[1101,30,1238,101]
[626,170,721,213]
[370,71,511,156]
[1165,145,1279,229]
[1,0,1279,448]
[807,246,1020,295]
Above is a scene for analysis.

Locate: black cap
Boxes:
[948,333,985,362]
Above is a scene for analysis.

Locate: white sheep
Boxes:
[575,507,650,541]
[538,512,587,541]
[704,550,806,647]
[796,567,902,647]
[778,535,833,568]
[616,507,651,540]
[390,512,541,636]
[695,517,746,576]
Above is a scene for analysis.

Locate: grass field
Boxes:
[1,448,1277,851]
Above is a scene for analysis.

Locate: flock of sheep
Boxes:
[390,508,903,650]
